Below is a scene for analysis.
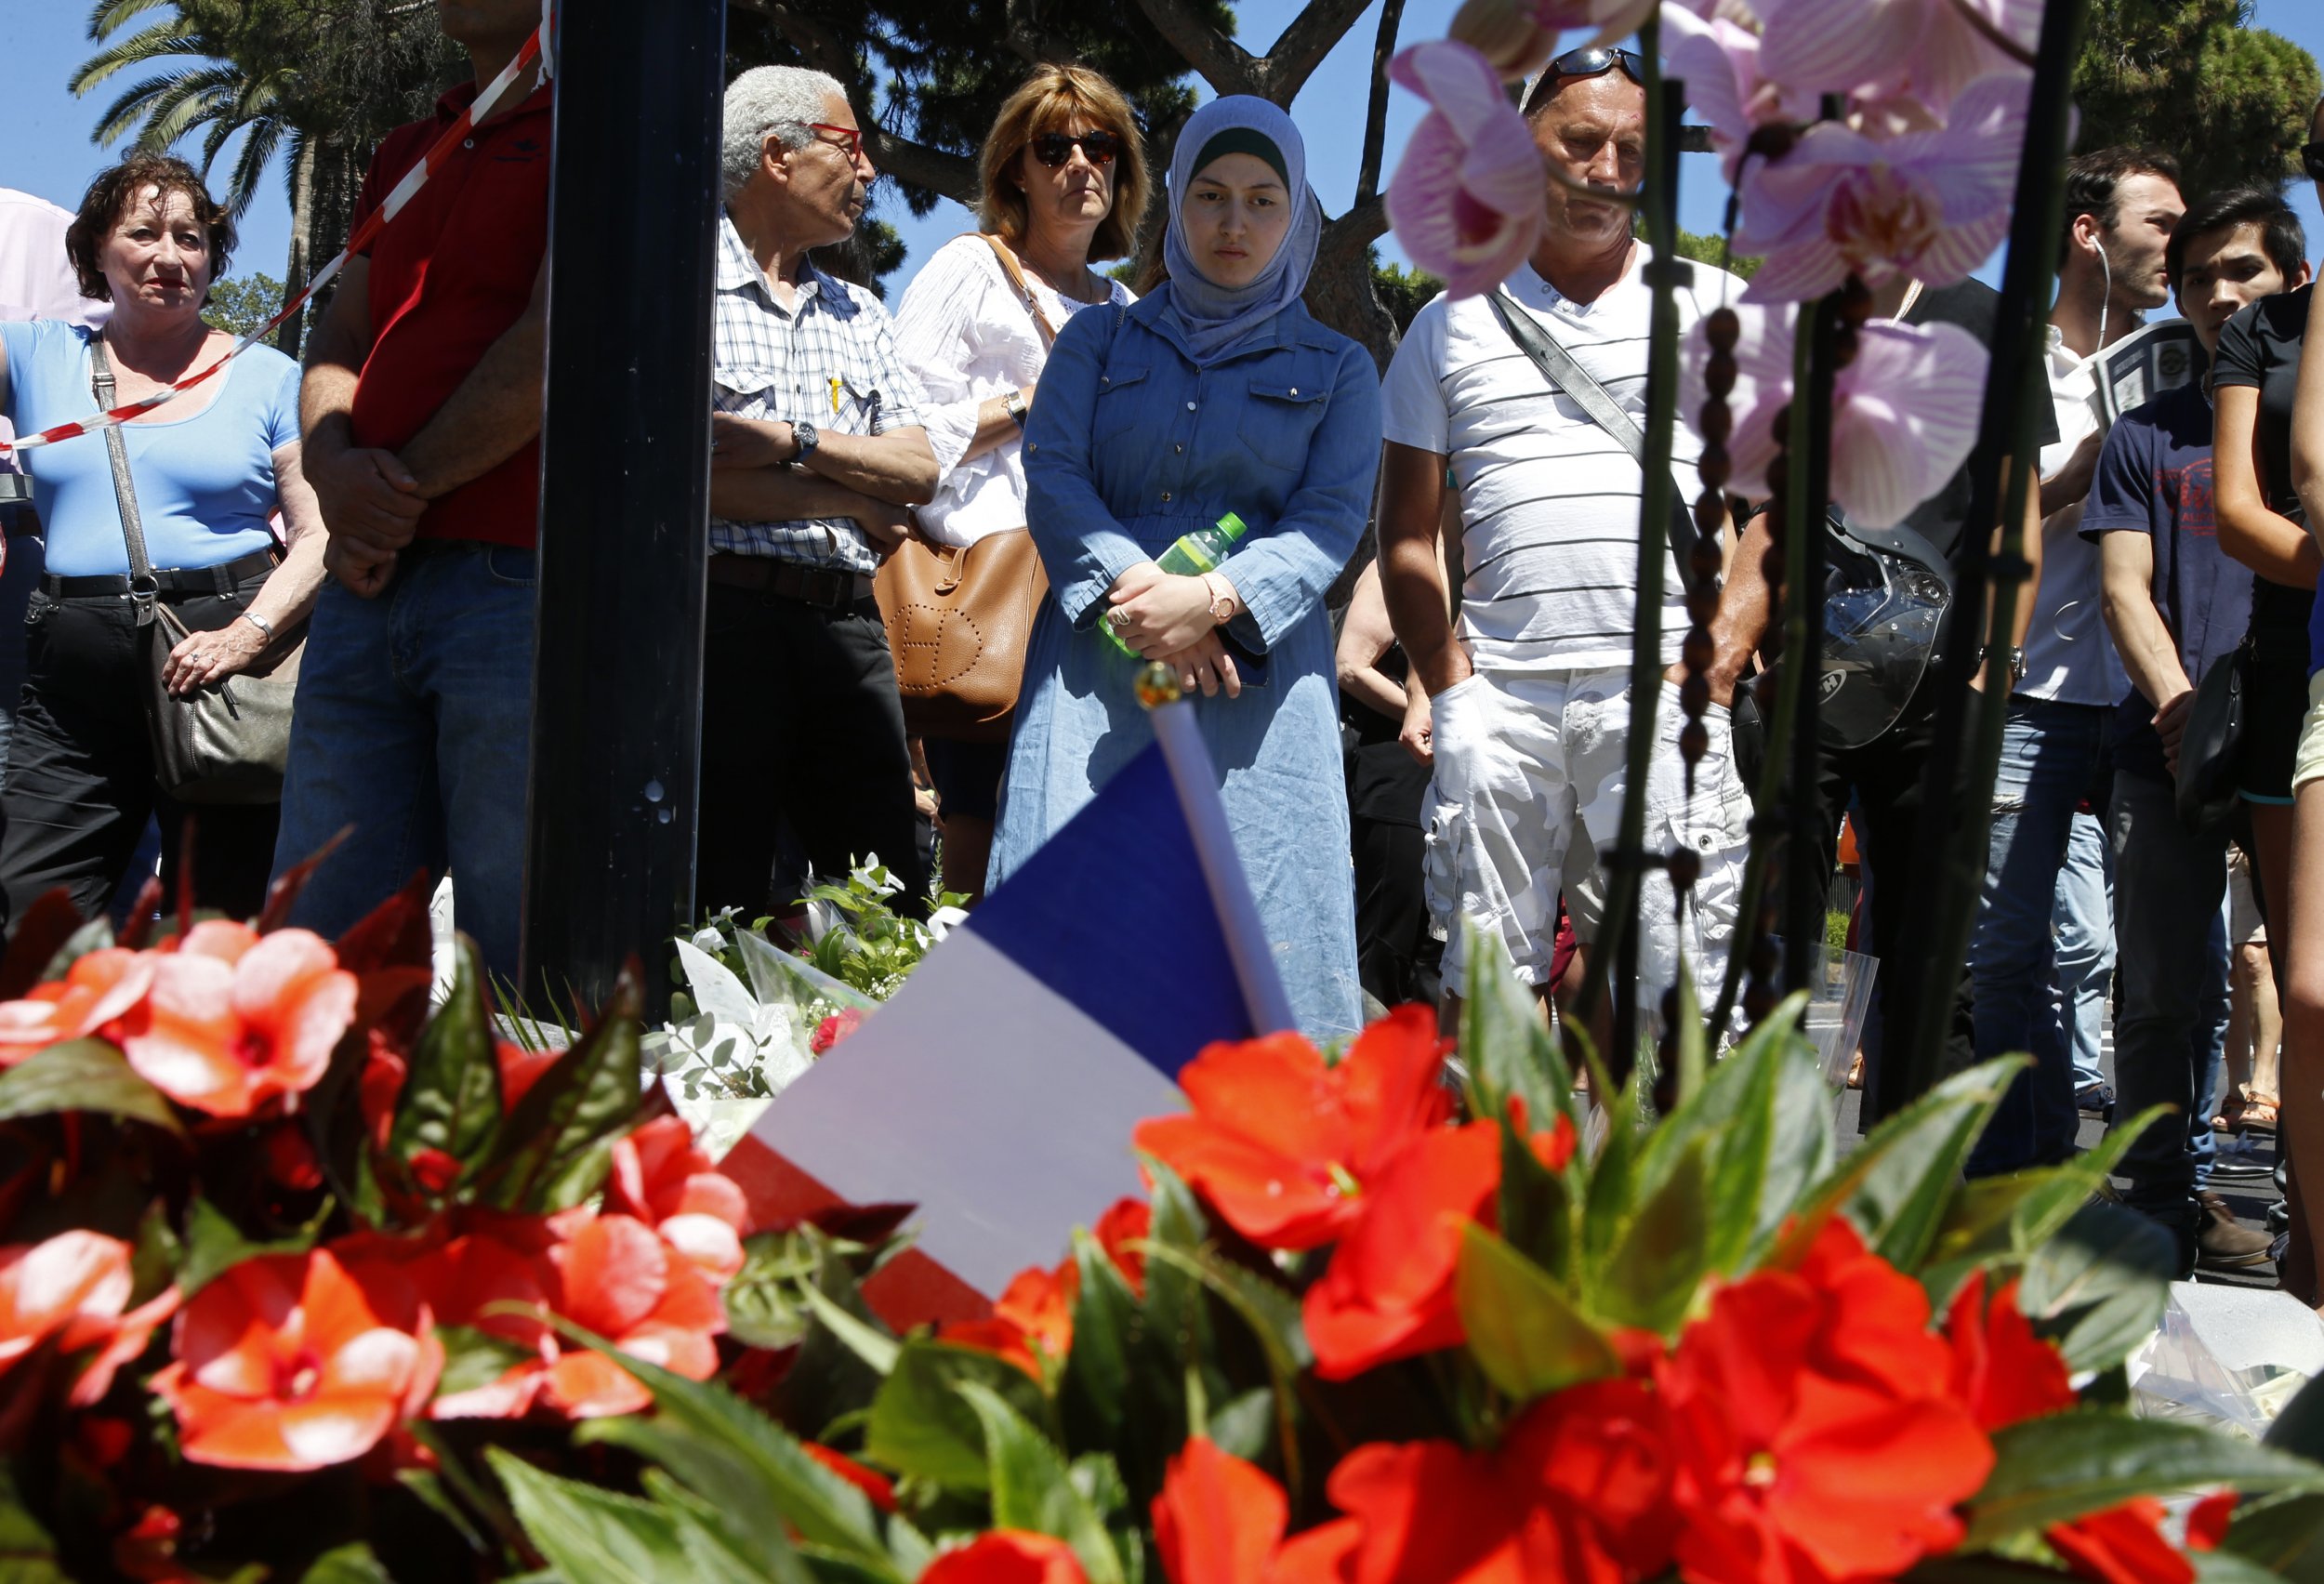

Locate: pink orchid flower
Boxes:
[1683,302,1987,528]
[1386,40,1544,299]
[1665,6,1811,183]
[1733,71,2026,303]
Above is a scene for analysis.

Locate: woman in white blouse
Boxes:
[891,64,1147,901]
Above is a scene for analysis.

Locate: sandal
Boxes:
[2238,1092,2279,1133]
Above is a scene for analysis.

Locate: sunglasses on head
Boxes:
[2305,140,2324,182]
[1522,46,1646,113]
[1030,129,1124,168]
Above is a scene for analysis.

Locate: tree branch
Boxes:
[1353,0,1406,204]
[728,0,979,206]
[1253,0,1380,104]
[1321,191,1388,255]
[1129,0,1261,98]
[1003,0,1083,67]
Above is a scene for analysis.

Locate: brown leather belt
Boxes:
[706,554,874,611]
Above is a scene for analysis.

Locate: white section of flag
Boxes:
[746,928,1185,1296]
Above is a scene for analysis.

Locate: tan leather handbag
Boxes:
[876,235,1057,745]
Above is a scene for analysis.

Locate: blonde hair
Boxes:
[976,65,1150,263]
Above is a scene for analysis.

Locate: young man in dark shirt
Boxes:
[2088,187,2306,1274]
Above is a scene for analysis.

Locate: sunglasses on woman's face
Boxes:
[1030,130,1123,168]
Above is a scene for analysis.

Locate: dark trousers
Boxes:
[1352,814,1440,1010]
[697,582,926,918]
[1800,680,1982,1116]
[0,582,278,929]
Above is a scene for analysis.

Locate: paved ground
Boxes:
[1814,1003,2285,1288]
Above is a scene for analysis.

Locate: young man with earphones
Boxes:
[1964,147,2185,1181]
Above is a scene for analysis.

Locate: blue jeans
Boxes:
[2107,766,2232,1216]
[2054,810,2115,1094]
[1966,696,2112,1176]
[272,543,535,980]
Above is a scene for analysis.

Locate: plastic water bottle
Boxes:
[1103,511,1249,656]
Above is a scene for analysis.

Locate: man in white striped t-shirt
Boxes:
[1377,47,1752,1026]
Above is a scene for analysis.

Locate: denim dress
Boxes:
[990,292,1381,1041]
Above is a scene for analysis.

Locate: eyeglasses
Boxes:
[1029,129,1124,168]
[782,121,867,165]
[2304,140,2324,182]
[1522,47,1645,113]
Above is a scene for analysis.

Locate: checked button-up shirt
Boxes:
[709,210,924,574]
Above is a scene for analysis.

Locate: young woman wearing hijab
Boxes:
[989,97,1382,1040]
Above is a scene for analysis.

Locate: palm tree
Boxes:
[71,0,456,354]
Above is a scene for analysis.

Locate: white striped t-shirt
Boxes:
[1382,249,1745,672]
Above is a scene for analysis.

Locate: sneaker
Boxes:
[2076,1083,2116,1120]
[2197,1191,2276,1270]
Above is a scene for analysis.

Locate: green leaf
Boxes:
[396,1469,486,1554]
[2016,1202,2176,1373]
[566,1345,896,1576]
[1135,1241,1309,1492]
[431,1325,532,1402]
[1919,1115,2161,1302]
[2220,1493,2324,1581]
[1778,1056,2026,1270]
[0,1038,182,1134]
[2195,1550,2304,1584]
[0,1469,69,1584]
[1454,1223,1618,1398]
[799,1280,902,1377]
[960,1381,1126,1584]
[721,1230,816,1352]
[481,968,645,1212]
[865,1338,1052,1492]
[488,1448,688,1584]
[1060,1229,1141,1450]
[1582,1062,1651,1267]
[1206,1388,1274,1463]
[177,1195,320,1300]
[1594,1137,1713,1335]
[1459,919,1577,1146]
[297,1543,394,1584]
[386,938,502,1183]
[643,1470,813,1584]
[2267,1373,2324,1461]
[1138,1161,1216,1370]
[1962,1411,2324,1548]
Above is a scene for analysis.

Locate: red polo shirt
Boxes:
[347,80,552,548]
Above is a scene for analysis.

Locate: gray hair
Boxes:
[721,65,849,198]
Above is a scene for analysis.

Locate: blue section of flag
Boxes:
[966,743,1251,1078]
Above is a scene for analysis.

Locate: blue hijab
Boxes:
[1161,96,1322,366]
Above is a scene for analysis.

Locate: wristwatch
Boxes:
[790,418,820,467]
[1974,643,2028,686]
[1002,389,1030,429]
[1202,573,1237,626]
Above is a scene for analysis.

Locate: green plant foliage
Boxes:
[2074,0,2321,198]
[201,272,284,338]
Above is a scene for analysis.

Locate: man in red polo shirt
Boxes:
[271,0,548,979]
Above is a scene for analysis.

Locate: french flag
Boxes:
[720,720,1289,1327]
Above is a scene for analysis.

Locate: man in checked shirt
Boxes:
[703,66,939,917]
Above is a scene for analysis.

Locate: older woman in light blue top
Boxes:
[991,96,1381,1039]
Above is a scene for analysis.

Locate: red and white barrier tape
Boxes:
[0,25,546,458]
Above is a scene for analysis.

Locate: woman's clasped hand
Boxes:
[1103,563,1242,694]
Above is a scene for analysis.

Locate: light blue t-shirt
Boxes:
[0,319,298,577]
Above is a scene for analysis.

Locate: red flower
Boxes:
[1506,1094,1577,1172]
[2186,1492,2238,1552]
[0,1230,133,1379]
[812,1008,864,1054]
[495,1041,561,1110]
[1134,1008,1452,1251]
[1657,1218,1994,1584]
[1944,1271,2075,1431]
[943,1261,1076,1379]
[119,922,357,1118]
[2048,1499,2195,1584]
[425,1211,725,1420]
[1321,1379,1674,1584]
[151,1247,442,1470]
[1094,1197,1151,1298]
[1302,1122,1501,1379]
[804,1443,899,1513]
[606,1115,752,1279]
[1153,1436,1366,1584]
[0,947,154,1064]
[918,1531,1089,1584]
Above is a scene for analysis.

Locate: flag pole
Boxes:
[1136,664,1301,1036]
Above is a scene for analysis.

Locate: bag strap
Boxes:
[977,234,1062,350]
[1486,289,1713,591]
[88,339,159,627]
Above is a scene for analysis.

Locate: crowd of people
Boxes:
[4,0,2324,1303]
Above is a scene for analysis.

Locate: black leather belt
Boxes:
[42,548,277,600]
[706,553,874,611]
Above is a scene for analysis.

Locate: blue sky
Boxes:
[6,0,2322,297]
